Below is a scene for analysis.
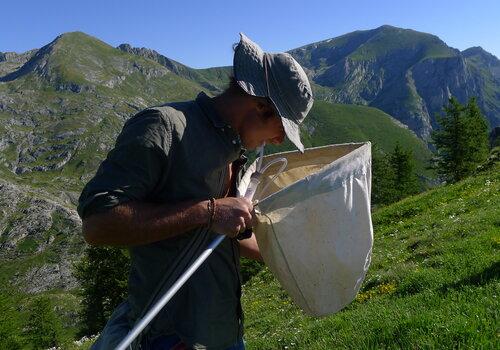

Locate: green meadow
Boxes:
[242,161,499,349]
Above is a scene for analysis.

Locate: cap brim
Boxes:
[280,117,305,153]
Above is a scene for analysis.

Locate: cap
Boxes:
[233,33,314,153]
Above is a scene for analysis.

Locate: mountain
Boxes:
[114,26,500,140]
[0,31,209,194]
[263,100,431,175]
[0,49,38,76]
[288,25,500,139]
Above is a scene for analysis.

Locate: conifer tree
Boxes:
[371,144,396,205]
[24,297,62,349]
[388,142,420,202]
[0,295,22,350]
[431,97,489,183]
[371,143,420,205]
[74,246,130,335]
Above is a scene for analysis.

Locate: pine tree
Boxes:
[371,143,420,205]
[24,297,62,349]
[464,97,490,165]
[431,97,489,183]
[0,295,22,350]
[74,246,130,335]
[371,144,396,205]
[388,143,420,202]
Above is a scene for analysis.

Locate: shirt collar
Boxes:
[195,92,246,157]
[196,91,227,128]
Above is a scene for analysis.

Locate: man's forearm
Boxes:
[238,233,263,262]
[82,199,209,247]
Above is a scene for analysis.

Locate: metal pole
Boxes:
[115,234,226,350]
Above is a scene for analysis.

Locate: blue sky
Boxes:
[1,0,499,68]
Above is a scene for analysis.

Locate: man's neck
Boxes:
[211,93,244,133]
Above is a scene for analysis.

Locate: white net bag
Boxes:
[237,142,373,316]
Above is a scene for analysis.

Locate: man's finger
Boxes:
[238,217,246,231]
[241,197,253,211]
[243,211,253,229]
[233,225,242,237]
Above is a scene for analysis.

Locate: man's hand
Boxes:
[212,197,254,238]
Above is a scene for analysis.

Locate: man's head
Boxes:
[232,33,314,153]
[222,77,286,150]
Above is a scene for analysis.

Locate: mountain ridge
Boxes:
[112,25,499,139]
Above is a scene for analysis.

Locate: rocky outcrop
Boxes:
[16,261,79,294]
[0,180,84,293]
[117,43,230,93]
[410,56,482,129]
[0,49,38,77]
[118,43,186,75]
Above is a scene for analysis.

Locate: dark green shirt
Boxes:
[77,92,248,349]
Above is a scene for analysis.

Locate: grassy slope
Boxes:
[242,162,499,349]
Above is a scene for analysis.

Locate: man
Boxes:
[77,33,313,349]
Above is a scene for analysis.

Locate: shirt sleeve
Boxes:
[77,109,173,220]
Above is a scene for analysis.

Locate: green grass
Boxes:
[241,162,499,349]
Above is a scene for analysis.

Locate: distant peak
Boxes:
[376,24,397,30]
[61,30,87,36]
[462,46,499,61]
[51,31,103,47]
[463,46,485,54]
[56,31,92,40]
[117,43,162,60]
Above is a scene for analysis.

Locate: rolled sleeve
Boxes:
[77,109,172,220]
